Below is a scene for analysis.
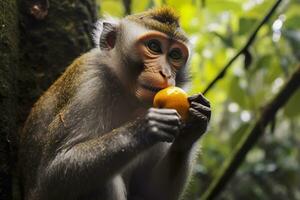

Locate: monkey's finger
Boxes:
[150,107,181,117]
[147,112,181,125]
[148,120,180,136]
[190,102,211,120]
[189,107,209,123]
[188,93,210,107]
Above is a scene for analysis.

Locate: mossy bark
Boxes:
[0,0,19,199]
[1,0,98,199]
[18,0,98,125]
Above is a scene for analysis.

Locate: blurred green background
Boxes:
[100,0,300,199]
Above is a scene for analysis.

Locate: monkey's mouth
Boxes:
[140,83,162,93]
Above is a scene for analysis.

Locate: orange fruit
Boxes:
[153,86,190,121]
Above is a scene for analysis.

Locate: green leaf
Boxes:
[284,15,300,30]
[230,122,251,149]
[132,0,150,13]
[228,76,248,108]
[238,17,257,35]
[101,0,124,17]
[283,30,300,60]
[284,89,300,118]
[206,0,242,13]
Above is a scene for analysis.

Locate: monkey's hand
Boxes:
[175,93,211,147]
[142,108,181,143]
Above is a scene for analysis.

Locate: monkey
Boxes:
[18,7,211,200]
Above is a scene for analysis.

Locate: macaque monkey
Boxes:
[19,7,211,200]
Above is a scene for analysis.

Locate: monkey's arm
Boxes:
[134,93,211,200]
[39,121,151,199]
[37,121,144,198]
[38,108,180,199]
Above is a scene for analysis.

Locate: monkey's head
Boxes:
[94,7,190,106]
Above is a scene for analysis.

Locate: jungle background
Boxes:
[0,0,299,199]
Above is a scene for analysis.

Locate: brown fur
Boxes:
[126,7,188,42]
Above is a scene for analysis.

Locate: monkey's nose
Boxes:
[159,70,171,79]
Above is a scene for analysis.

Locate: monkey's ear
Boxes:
[99,22,117,50]
[93,19,119,50]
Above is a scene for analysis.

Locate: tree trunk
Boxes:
[0,0,98,199]
[18,0,98,127]
[0,0,19,199]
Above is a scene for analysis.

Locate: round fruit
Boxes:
[153,86,190,121]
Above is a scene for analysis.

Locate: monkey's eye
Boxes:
[169,48,183,60]
[146,39,162,54]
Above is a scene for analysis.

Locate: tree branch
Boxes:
[201,65,300,200]
[202,0,283,95]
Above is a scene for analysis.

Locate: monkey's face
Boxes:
[96,20,189,107]
[133,31,189,105]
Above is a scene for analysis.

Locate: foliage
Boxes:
[99,0,300,199]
